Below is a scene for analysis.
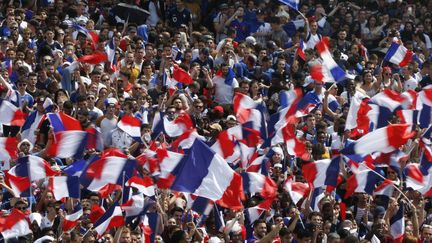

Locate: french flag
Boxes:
[171,129,205,151]
[384,42,413,67]
[370,89,405,112]
[296,91,321,117]
[241,172,277,200]
[417,88,432,129]
[313,37,346,83]
[151,112,194,139]
[141,213,158,243]
[121,194,152,224]
[0,209,31,240]
[105,38,117,72]
[153,148,184,189]
[279,88,303,111]
[233,92,258,123]
[278,0,299,10]
[93,202,125,238]
[80,148,136,191]
[77,52,108,65]
[284,179,310,205]
[303,156,340,189]
[48,176,80,200]
[345,168,383,198]
[244,205,266,225]
[20,111,44,144]
[390,204,404,243]
[211,129,241,164]
[341,124,415,156]
[117,115,142,142]
[126,176,155,197]
[63,204,83,232]
[0,99,25,126]
[404,163,427,192]
[185,194,214,216]
[46,130,88,159]
[173,65,193,85]
[171,139,245,210]
[47,112,82,133]
[0,137,18,161]
[373,179,395,208]
[296,39,306,61]
[271,123,309,160]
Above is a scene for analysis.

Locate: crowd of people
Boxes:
[0,0,432,242]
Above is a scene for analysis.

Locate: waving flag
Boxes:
[48,176,80,200]
[278,0,300,10]
[303,156,340,189]
[284,179,310,205]
[80,149,136,191]
[126,176,155,197]
[345,168,383,198]
[151,112,194,139]
[152,148,184,188]
[20,111,44,144]
[121,194,153,224]
[296,39,306,60]
[0,99,25,126]
[0,209,31,240]
[46,130,88,159]
[341,124,415,156]
[72,23,99,48]
[241,172,277,200]
[77,52,108,64]
[63,204,83,232]
[390,204,404,242]
[117,115,142,142]
[313,37,346,83]
[93,202,124,238]
[47,112,82,133]
[105,38,117,71]
[173,65,193,85]
[0,137,18,161]
[384,42,413,67]
[373,179,395,208]
[417,88,432,128]
[171,139,245,210]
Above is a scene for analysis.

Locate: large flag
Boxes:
[171,139,245,210]
[63,204,83,232]
[303,157,340,189]
[0,99,25,126]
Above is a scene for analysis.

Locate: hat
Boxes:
[219,3,228,9]
[274,163,283,169]
[105,97,118,107]
[29,213,42,227]
[227,115,237,121]
[267,41,278,50]
[245,36,257,46]
[272,146,285,160]
[383,66,392,73]
[128,26,137,33]
[209,123,223,132]
[62,61,72,67]
[303,76,315,87]
[276,10,290,19]
[208,237,223,243]
[201,47,210,55]
[373,206,386,217]
[213,105,224,113]
[18,139,33,151]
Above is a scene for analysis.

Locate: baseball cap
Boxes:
[303,76,315,87]
[213,105,224,113]
[245,36,257,46]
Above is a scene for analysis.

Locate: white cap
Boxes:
[245,36,257,46]
[272,146,285,160]
[208,237,223,243]
[276,10,290,19]
[18,139,33,152]
[303,75,315,87]
[29,212,42,227]
[227,115,237,121]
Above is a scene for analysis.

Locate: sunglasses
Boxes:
[87,96,95,100]
[15,206,27,210]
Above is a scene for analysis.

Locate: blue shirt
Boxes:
[231,19,250,42]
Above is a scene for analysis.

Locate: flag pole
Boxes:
[120,171,126,203]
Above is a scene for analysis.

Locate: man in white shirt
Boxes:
[209,63,239,105]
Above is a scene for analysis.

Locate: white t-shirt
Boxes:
[404,76,418,91]
[212,75,239,105]
[306,32,321,49]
